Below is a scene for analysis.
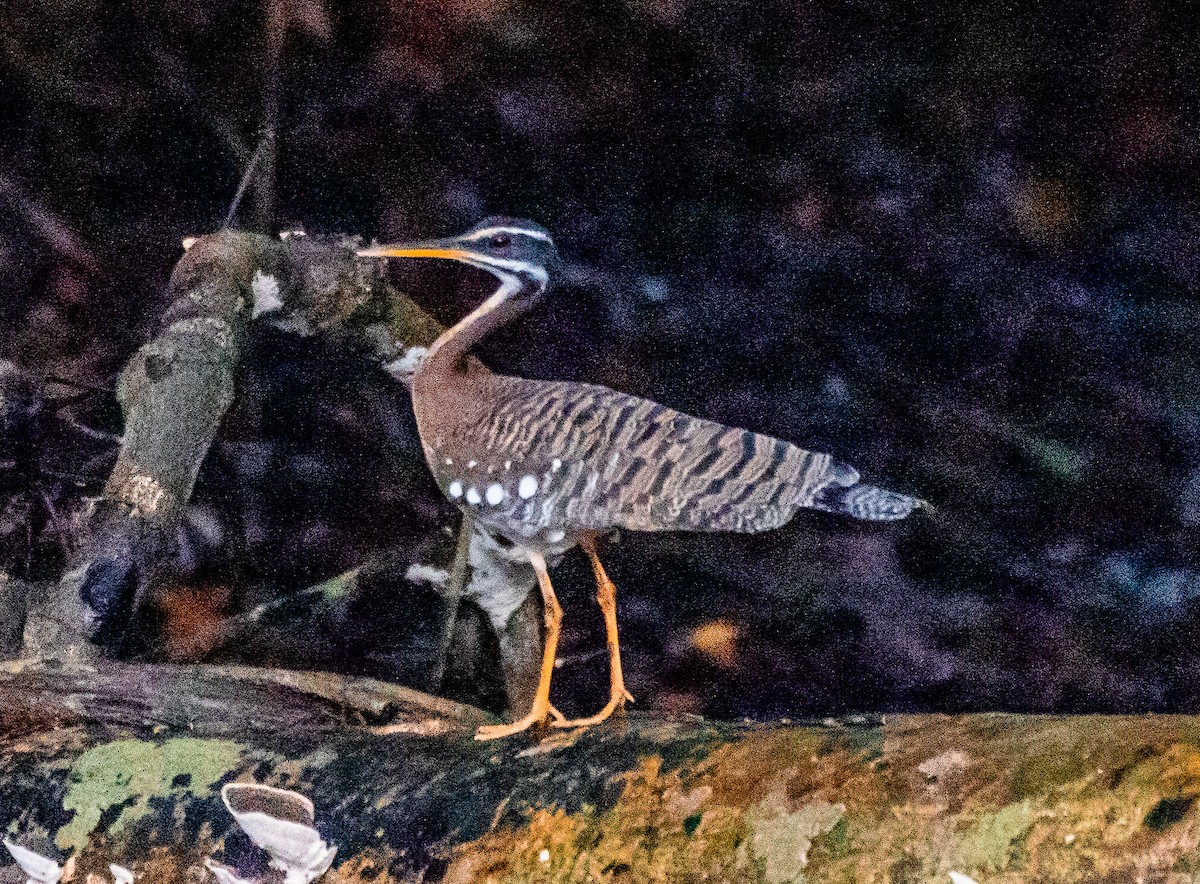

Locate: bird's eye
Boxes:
[490,233,511,249]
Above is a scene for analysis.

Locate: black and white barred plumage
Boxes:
[424,374,920,547]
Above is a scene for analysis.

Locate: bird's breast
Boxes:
[411,371,588,541]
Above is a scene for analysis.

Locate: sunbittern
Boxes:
[360,218,924,740]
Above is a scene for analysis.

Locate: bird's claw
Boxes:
[475,714,541,741]
[549,691,632,730]
[474,704,566,741]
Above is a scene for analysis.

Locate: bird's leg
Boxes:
[553,536,633,729]
[475,550,563,740]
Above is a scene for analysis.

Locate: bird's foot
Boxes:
[475,714,542,741]
[474,704,566,741]
[550,689,634,729]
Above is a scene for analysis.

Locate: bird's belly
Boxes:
[468,507,578,557]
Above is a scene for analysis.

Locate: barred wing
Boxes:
[469,376,915,535]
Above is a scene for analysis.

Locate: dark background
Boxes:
[1,0,1198,718]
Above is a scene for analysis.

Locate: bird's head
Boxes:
[358,217,559,303]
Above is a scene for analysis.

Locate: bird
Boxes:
[359,217,925,740]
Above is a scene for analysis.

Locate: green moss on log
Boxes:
[56,737,244,852]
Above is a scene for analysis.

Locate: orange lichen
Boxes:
[443,756,765,883]
[440,718,1200,883]
[325,849,405,883]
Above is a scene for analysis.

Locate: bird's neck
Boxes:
[417,275,532,380]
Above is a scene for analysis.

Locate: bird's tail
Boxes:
[810,460,928,521]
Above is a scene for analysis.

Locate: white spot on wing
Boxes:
[486,483,504,505]
[468,460,477,469]
[466,487,482,505]
[518,475,538,499]
[448,481,463,498]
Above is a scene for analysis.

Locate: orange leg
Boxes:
[553,536,633,729]
[476,551,565,740]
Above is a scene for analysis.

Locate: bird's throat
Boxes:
[416,275,528,381]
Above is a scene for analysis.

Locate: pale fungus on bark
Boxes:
[204,858,256,884]
[250,270,284,319]
[2,839,62,884]
[220,783,337,884]
[382,345,428,385]
[403,562,450,586]
[118,474,167,517]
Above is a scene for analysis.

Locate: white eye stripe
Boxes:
[460,225,553,243]
[465,256,549,282]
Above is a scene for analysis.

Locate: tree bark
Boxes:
[1,659,1197,883]
[25,231,282,659]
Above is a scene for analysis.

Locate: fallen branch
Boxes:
[0,660,1196,882]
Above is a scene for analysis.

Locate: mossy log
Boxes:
[2,660,1199,883]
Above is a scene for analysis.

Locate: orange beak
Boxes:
[356,242,474,262]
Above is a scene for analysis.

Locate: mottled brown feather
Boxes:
[413,366,861,540]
